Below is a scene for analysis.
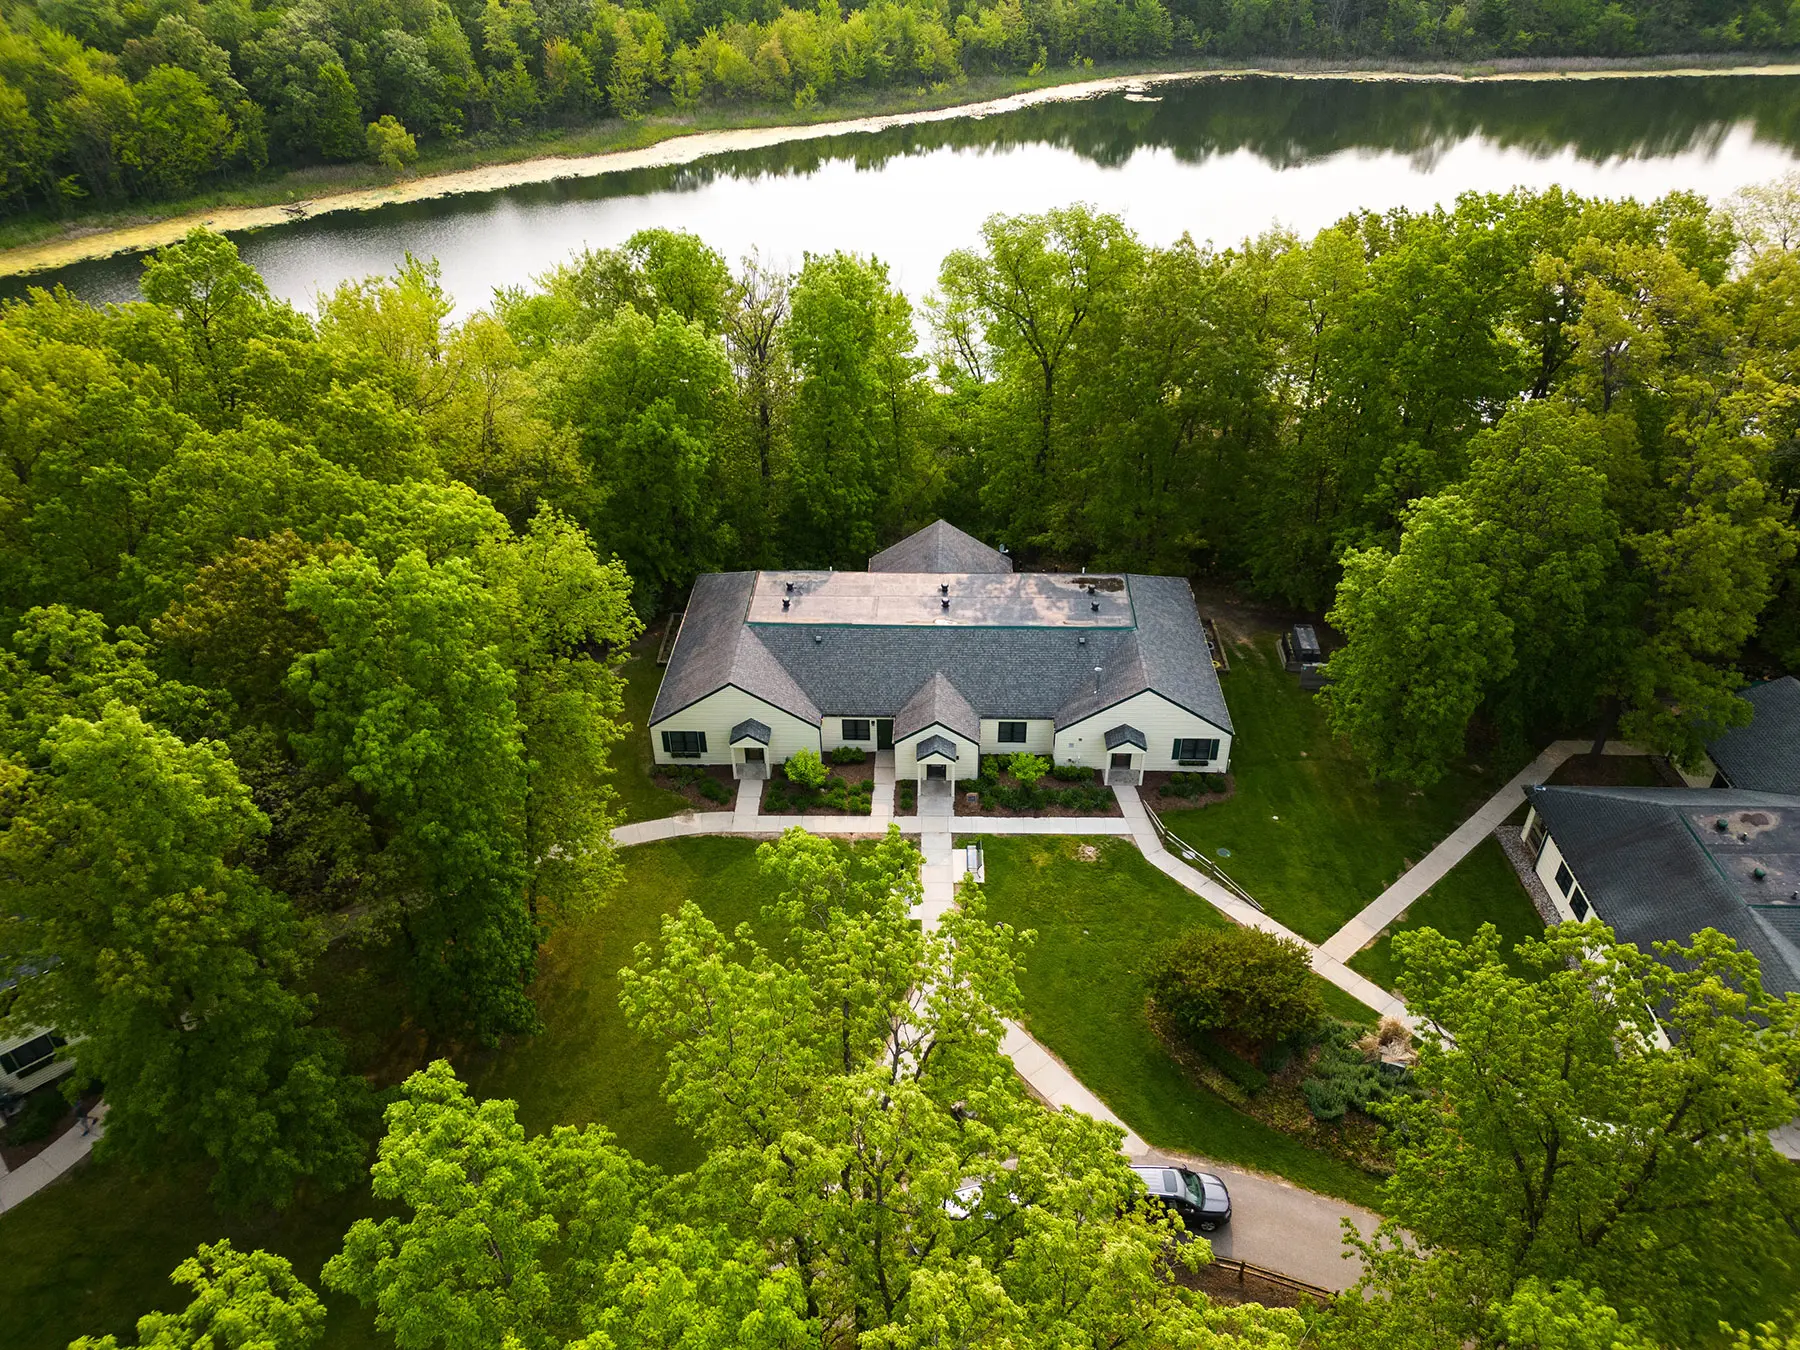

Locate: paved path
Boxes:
[0,1103,106,1213]
[1318,740,1646,964]
[1116,787,1411,1025]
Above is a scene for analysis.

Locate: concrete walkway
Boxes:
[1318,739,1645,964]
[0,1103,106,1213]
[1116,786,1411,1025]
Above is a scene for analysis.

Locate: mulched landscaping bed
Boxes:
[1143,771,1235,810]
[762,764,875,816]
[651,764,736,811]
[962,767,1121,817]
[1147,1008,1393,1179]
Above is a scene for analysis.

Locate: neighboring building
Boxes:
[1520,785,1800,998]
[0,1027,73,1100]
[648,520,1234,789]
[1707,676,1800,795]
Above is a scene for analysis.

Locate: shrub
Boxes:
[365,115,418,171]
[1300,1023,1408,1121]
[699,777,732,804]
[1146,926,1324,1048]
[4,1088,69,1145]
[784,747,828,788]
[1008,752,1050,786]
[829,745,867,764]
[898,781,916,811]
[1050,763,1093,782]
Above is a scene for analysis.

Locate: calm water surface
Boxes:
[20,74,1800,316]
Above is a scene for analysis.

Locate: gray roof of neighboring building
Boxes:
[729,718,771,745]
[916,734,959,761]
[894,672,980,742]
[1708,677,1800,795]
[1527,785,1800,997]
[1105,724,1146,750]
[649,573,821,726]
[650,538,1231,738]
[869,521,1012,574]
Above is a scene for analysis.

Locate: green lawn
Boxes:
[976,834,1387,1210]
[611,643,691,824]
[1346,836,1547,992]
[460,836,780,1168]
[1158,636,1523,944]
[0,836,783,1350]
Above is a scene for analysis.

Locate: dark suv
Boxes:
[1130,1165,1232,1233]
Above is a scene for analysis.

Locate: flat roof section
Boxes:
[749,571,1134,628]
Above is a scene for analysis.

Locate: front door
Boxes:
[1110,752,1133,771]
[876,719,894,751]
[743,748,764,764]
[925,763,947,781]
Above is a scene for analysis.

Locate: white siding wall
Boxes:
[650,687,819,766]
[979,718,1055,756]
[822,716,885,753]
[1529,822,1589,924]
[896,724,981,781]
[0,1026,76,1096]
[1054,692,1233,772]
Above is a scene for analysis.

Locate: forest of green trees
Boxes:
[1,0,1798,216]
[2,181,1800,1344]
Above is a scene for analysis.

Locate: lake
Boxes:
[15,73,1800,317]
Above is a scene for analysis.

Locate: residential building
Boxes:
[648,521,1234,789]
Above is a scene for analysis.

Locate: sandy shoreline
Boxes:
[4,61,1798,281]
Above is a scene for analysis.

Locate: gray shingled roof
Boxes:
[1708,677,1800,795]
[916,734,959,761]
[653,566,1231,738]
[869,521,1012,574]
[1054,575,1232,732]
[649,573,821,726]
[729,719,771,745]
[1105,725,1146,750]
[1528,785,1800,997]
[894,672,979,742]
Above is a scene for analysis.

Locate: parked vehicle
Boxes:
[1130,1164,1232,1232]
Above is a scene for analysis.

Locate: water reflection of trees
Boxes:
[528,75,1800,204]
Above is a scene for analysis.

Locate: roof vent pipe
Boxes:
[940,582,949,595]
[1093,665,1102,694]
[786,581,794,593]
[1091,601,1100,612]
[782,598,790,611]
[941,597,950,611]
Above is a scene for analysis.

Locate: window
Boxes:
[998,721,1028,744]
[661,730,707,758]
[1173,738,1220,765]
[1554,861,1574,897]
[841,719,872,742]
[1570,888,1591,921]
[1524,814,1548,858]
[0,1033,63,1078]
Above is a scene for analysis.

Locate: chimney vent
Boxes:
[940,582,949,595]
[1091,601,1100,612]
[786,581,794,593]
[782,598,790,611]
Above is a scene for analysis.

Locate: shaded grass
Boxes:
[1160,636,1524,944]
[1347,836,1546,993]
[977,834,1387,1209]
[0,1165,389,1350]
[610,643,690,825]
[460,835,779,1169]
[0,837,783,1349]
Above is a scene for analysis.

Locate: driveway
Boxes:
[1141,1147,1381,1292]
